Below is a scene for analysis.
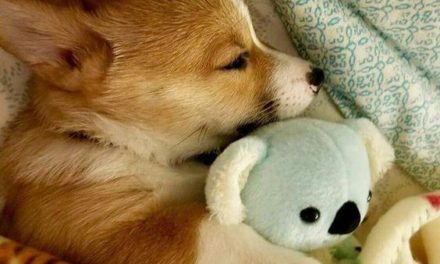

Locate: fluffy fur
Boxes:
[0,0,321,263]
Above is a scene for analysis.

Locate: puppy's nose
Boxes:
[328,202,361,235]
[307,68,325,93]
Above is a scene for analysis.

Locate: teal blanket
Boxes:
[274,0,440,190]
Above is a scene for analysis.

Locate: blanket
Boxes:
[274,0,440,191]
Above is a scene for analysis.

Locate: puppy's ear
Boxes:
[205,136,267,225]
[0,0,112,91]
[344,118,395,186]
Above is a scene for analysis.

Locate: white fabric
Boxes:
[0,49,29,144]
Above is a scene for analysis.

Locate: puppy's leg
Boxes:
[94,207,319,264]
[5,182,317,264]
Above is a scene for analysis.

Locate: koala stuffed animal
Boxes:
[206,118,394,252]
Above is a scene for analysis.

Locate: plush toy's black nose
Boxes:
[328,202,361,235]
[307,68,325,89]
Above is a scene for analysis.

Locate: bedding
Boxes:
[273,0,440,191]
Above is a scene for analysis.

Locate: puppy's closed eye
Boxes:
[222,52,249,71]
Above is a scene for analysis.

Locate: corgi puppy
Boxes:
[0,0,324,263]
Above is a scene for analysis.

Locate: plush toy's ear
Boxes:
[205,136,267,225]
[344,118,395,185]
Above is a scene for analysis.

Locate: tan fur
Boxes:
[4,181,205,263]
[0,0,319,263]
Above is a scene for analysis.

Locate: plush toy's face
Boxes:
[206,118,395,252]
[241,120,372,251]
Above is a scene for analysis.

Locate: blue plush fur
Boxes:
[207,118,394,254]
[241,119,371,251]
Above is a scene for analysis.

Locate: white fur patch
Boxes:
[270,55,316,119]
[232,0,250,20]
[236,0,316,119]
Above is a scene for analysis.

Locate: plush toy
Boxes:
[325,191,440,264]
[205,118,394,252]
[358,191,440,264]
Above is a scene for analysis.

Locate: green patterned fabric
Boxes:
[274,0,440,190]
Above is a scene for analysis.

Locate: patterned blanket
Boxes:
[274,0,440,190]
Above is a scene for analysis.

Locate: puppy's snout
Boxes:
[328,202,361,235]
[307,68,325,93]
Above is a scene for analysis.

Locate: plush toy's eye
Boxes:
[300,207,321,224]
[368,191,372,202]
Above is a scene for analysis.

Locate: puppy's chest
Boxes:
[127,160,208,207]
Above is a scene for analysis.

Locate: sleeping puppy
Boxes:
[0,0,324,263]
